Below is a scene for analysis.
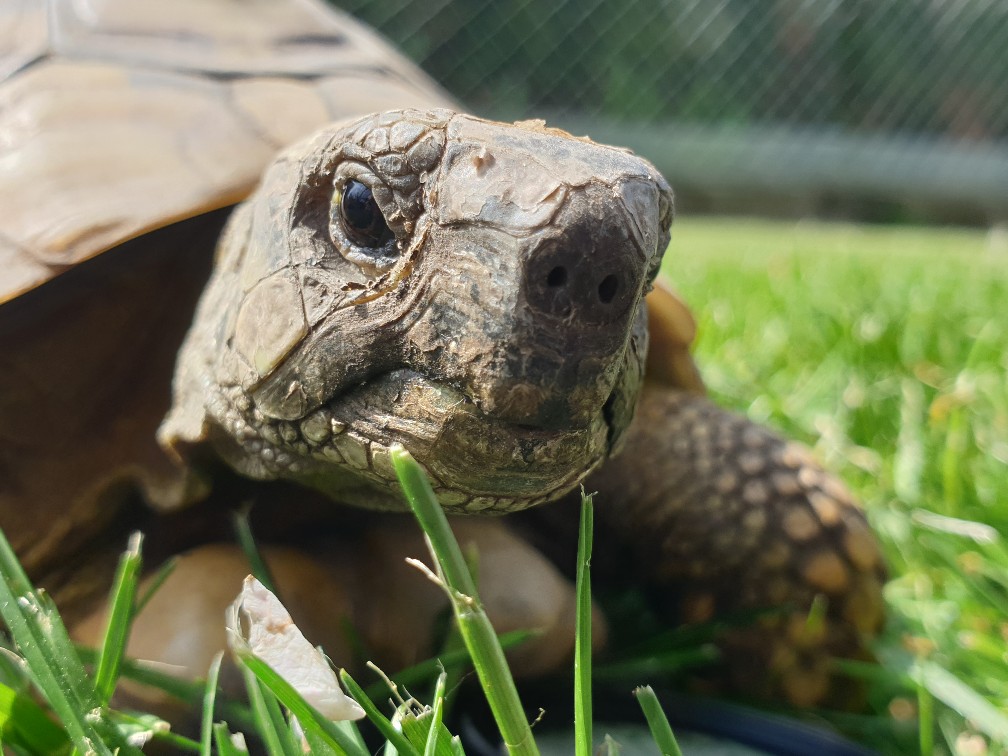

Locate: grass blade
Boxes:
[424,671,448,756]
[391,448,477,598]
[0,528,124,754]
[386,668,456,756]
[392,446,539,756]
[329,719,369,755]
[915,661,1008,743]
[237,650,369,756]
[200,652,223,756]
[424,698,444,756]
[0,680,70,754]
[95,532,143,705]
[339,668,419,756]
[633,686,682,756]
[574,490,594,756]
[213,723,249,755]
[240,665,300,756]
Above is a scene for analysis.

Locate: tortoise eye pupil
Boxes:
[340,180,391,247]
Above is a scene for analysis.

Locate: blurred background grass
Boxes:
[665,219,1007,753]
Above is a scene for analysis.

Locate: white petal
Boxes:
[228,576,365,721]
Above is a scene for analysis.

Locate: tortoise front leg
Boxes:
[587,383,887,706]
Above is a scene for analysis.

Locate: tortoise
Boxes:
[0,0,885,709]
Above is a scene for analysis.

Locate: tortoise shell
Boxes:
[0,0,454,301]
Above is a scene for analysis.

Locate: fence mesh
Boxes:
[334,0,1008,221]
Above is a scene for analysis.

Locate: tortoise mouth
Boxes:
[297,368,616,513]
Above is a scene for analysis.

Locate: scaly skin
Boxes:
[589,385,886,706]
[160,109,671,513]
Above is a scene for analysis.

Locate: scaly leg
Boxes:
[587,383,887,706]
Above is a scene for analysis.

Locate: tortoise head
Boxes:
[160,109,673,513]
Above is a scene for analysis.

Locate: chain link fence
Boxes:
[334,0,1008,222]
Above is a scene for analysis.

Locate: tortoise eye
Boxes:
[339,180,392,248]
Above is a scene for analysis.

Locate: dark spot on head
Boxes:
[546,266,567,287]
[598,274,619,303]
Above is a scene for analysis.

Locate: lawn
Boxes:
[666,217,1008,754]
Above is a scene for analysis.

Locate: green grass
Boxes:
[391,446,539,755]
[665,217,1008,754]
[1,217,1004,754]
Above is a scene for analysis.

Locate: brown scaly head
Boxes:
[160,109,673,512]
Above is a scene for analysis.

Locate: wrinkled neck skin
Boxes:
[160,109,673,514]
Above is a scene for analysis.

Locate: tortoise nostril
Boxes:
[546,266,568,287]
[597,274,619,304]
